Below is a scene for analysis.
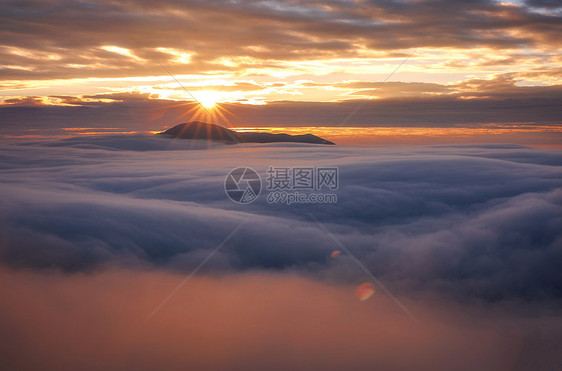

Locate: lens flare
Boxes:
[330,250,341,258]
[355,282,375,301]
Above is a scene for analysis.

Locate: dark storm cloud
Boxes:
[1,139,561,303]
[0,0,561,79]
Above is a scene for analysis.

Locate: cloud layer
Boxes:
[1,138,561,302]
[1,138,561,369]
[1,268,540,371]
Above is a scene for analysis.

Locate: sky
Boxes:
[1,0,561,141]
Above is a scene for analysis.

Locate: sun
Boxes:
[196,91,220,109]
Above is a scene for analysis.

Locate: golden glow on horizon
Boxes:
[6,124,557,147]
[4,125,561,149]
[3,46,560,102]
[232,125,562,148]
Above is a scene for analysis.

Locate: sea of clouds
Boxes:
[1,135,561,370]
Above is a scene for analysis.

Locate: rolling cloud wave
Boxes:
[1,137,561,303]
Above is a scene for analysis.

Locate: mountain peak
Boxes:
[157,121,335,145]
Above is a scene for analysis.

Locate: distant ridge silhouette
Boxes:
[157,121,335,145]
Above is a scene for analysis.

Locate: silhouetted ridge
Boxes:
[157,121,335,145]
